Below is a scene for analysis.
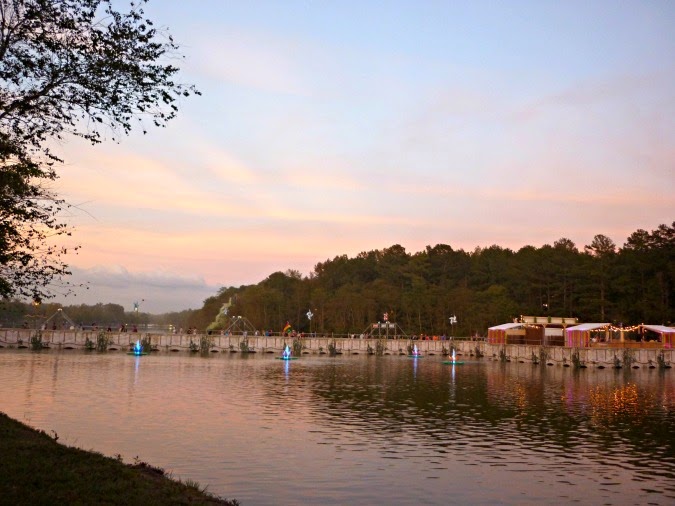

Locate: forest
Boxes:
[0,300,192,333]
[0,223,672,337]
[187,223,673,336]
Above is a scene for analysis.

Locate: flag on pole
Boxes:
[283,322,292,334]
[383,312,389,322]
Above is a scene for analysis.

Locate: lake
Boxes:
[1,349,673,505]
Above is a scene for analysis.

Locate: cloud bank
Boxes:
[51,266,220,314]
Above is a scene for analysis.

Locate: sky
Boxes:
[49,0,674,313]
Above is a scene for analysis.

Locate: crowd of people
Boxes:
[15,322,483,341]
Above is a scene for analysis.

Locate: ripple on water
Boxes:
[1,351,674,505]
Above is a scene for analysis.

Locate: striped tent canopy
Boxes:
[487,322,524,344]
[489,323,525,331]
[642,325,675,347]
[642,324,675,334]
[565,323,610,347]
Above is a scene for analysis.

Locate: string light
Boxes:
[586,325,642,332]
[516,322,654,333]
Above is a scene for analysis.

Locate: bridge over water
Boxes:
[1,328,672,369]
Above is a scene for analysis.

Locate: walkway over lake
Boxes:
[1,328,672,369]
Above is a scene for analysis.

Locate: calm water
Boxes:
[1,349,674,505]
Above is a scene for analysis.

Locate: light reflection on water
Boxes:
[1,350,674,505]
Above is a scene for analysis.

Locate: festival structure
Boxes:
[221,315,257,336]
[40,308,78,330]
[565,323,674,347]
[488,316,675,348]
[487,316,578,345]
[361,313,408,339]
[642,325,675,347]
[565,323,611,347]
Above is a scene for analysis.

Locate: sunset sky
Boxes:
[51,0,674,313]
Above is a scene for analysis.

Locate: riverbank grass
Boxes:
[0,412,237,505]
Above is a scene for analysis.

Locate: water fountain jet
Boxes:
[127,340,148,356]
[276,344,298,360]
[443,348,464,365]
[408,344,423,358]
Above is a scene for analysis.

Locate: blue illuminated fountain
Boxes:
[127,340,148,356]
[276,344,298,360]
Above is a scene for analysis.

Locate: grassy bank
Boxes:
[0,412,238,505]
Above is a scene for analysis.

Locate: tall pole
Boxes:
[133,299,145,330]
[31,299,41,332]
[306,310,314,336]
[449,315,457,339]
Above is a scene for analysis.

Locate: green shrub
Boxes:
[657,351,669,369]
[499,347,507,362]
[199,336,212,354]
[96,331,111,352]
[571,348,584,368]
[375,339,386,356]
[30,331,43,351]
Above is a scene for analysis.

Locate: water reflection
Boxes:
[288,359,675,501]
[134,355,141,384]
[0,351,673,505]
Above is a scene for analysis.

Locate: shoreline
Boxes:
[0,412,238,505]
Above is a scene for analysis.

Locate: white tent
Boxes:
[642,324,675,334]
[487,322,524,344]
[642,325,675,347]
[565,323,610,347]
[565,323,610,332]
[489,323,525,331]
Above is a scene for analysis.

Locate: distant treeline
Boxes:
[0,300,194,331]
[186,223,673,336]
[1,223,672,336]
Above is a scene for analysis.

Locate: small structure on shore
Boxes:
[362,321,408,339]
[41,308,77,330]
[209,315,257,336]
[488,316,578,345]
[565,323,611,347]
[489,317,675,348]
[642,325,675,348]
